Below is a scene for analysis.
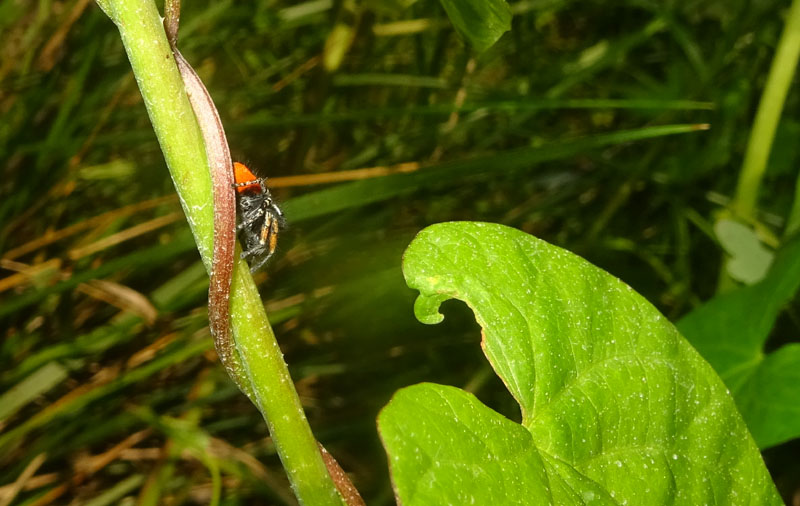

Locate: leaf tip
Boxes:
[413,293,448,325]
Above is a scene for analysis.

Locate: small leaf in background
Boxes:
[437,0,511,52]
[77,159,136,181]
[380,222,781,505]
[323,0,360,72]
[715,218,774,284]
[323,24,356,72]
[678,236,800,449]
[0,362,68,422]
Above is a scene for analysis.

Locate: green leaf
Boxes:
[380,222,780,505]
[380,384,553,504]
[438,0,511,52]
[715,219,774,284]
[678,236,800,449]
[0,362,68,422]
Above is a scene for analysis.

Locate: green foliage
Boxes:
[381,384,551,504]
[733,0,800,222]
[715,219,774,284]
[380,222,781,505]
[679,236,800,449]
[0,362,67,422]
[437,0,511,52]
[2,0,800,502]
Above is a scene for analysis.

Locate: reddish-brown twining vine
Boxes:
[163,0,247,397]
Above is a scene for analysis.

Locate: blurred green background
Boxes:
[1,0,799,504]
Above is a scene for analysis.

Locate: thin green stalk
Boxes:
[789,173,800,238]
[98,1,343,504]
[734,0,800,223]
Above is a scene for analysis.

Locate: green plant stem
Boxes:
[734,0,800,223]
[99,1,343,504]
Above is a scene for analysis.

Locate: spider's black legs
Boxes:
[233,170,283,272]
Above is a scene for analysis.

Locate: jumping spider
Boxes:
[232,162,284,273]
